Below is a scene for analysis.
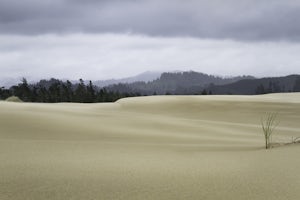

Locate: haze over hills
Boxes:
[106,71,300,95]
[1,71,300,103]
[208,74,300,95]
[93,71,162,87]
[0,71,162,88]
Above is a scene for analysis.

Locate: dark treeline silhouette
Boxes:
[1,72,300,102]
[107,73,300,95]
[0,78,141,103]
[207,75,300,95]
[107,71,254,95]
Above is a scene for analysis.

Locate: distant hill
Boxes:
[93,71,162,87]
[106,71,255,95]
[207,74,300,95]
[2,72,300,103]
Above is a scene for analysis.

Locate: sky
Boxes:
[1,0,300,84]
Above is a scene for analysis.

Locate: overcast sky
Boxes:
[1,0,300,84]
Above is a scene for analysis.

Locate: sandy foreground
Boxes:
[0,93,299,200]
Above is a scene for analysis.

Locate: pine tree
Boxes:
[14,78,31,102]
[293,78,300,92]
[86,80,96,103]
[74,79,87,103]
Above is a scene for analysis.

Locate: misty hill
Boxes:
[93,71,162,87]
[106,71,254,95]
[2,72,300,103]
[208,74,300,95]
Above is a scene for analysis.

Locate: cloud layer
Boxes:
[1,0,300,41]
[1,33,299,84]
[0,0,299,85]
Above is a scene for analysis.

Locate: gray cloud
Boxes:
[0,33,299,85]
[0,0,300,41]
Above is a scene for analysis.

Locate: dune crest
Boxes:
[0,93,299,200]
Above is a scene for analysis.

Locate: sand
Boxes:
[0,93,299,200]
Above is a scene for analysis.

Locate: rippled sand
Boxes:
[0,93,299,200]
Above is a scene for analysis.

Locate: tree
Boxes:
[59,80,73,102]
[13,78,31,102]
[74,79,87,103]
[31,86,38,102]
[86,80,96,103]
[4,78,139,103]
[48,82,61,102]
[293,78,300,92]
[37,86,49,102]
[255,84,265,94]
[0,86,11,100]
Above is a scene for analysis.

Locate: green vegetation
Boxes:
[1,73,300,102]
[261,112,279,149]
[0,78,140,103]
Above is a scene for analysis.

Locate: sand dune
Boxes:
[0,93,300,199]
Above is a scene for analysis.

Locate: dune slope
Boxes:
[0,93,300,200]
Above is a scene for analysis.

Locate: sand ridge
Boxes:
[0,93,299,199]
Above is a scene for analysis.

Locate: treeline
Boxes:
[106,73,300,95]
[107,71,252,95]
[207,75,300,95]
[1,73,300,103]
[0,78,141,103]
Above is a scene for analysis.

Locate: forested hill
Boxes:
[107,71,254,95]
[208,74,300,95]
[1,72,300,103]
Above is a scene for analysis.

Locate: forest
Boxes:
[1,72,300,103]
[0,78,140,103]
